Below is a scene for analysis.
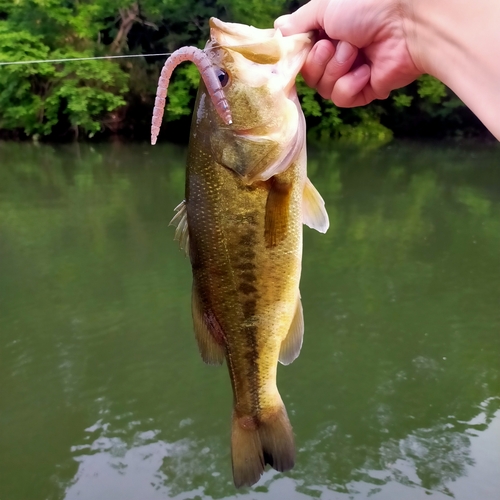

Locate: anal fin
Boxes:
[279,295,304,365]
[303,178,329,233]
[192,285,225,365]
[169,200,190,255]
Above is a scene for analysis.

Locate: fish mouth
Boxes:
[208,17,314,88]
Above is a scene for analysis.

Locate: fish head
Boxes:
[202,18,313,183]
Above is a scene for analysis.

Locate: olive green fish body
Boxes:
[164,18,329,488]
[187,96,305,420]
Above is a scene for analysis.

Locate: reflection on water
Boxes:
[63,406,500,500]
[1,141,499,500]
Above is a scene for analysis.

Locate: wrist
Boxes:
[399,0,434,76]
[400,0,500,139]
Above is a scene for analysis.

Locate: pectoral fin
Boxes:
[169,200,190,255]
[279,296,304,365]
[302,178,329,233]
[192,285,225,365]
[265,179,292,248]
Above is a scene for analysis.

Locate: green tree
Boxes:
[0,1,130,138]
[0,0,488,141]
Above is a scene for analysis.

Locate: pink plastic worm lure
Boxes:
[151,46,232,145]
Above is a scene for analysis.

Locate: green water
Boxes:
[1,141,499,500]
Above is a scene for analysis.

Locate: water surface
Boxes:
[1,141,499,500]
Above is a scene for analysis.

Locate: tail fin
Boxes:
[231,404,295,488]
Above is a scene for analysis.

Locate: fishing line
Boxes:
[0,43,274,66]
[0,43,270,66]
[0,52,173,66]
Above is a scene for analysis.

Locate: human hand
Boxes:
[275,0,422,107]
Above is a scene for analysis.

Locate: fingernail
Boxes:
[274,15,290,29]
[353,64,370,79]
[315,43,334,65]
[335,41,355,64]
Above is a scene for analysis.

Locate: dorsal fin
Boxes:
[169,200,190,255]
[279,295,304,365]
[302,178,329,233]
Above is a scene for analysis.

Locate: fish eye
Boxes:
[216,69,230,87]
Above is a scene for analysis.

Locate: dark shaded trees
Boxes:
[0,0,488,141]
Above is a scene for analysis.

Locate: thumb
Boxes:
[275,0,324,35]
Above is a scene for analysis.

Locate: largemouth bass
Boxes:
[151,18,329,488]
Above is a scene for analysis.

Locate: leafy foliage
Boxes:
[217,0,289,27]
[0,2,128,138]
[0,0,488,141]
[417,74,447,104]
